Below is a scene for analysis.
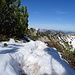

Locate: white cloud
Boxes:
[56,10,67,14]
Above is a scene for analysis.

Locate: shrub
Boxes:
[0,34,9,41]
[46,41,63,52]
[62,50,75,69]
[4,43,8,47]
[29,35,38,41]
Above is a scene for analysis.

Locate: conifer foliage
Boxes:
[0,0,29,38]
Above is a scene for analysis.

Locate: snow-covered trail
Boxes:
[0,39,75,75]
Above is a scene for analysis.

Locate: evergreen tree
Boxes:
[0,0,29,38]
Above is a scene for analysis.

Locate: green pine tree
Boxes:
[0,0,29,38]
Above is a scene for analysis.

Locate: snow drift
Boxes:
[0,39,75,75]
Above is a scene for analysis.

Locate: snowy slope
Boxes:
[0,39,75,75]
[57,35,75,51]
[67,35,75,49]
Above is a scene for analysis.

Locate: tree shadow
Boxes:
[7,44,24,47]
[44,47,75,75]
[0,43,24,54]
[9,53,27,75]
[43,73,49,75]
[0,47,18,54]
[0,43,27,75]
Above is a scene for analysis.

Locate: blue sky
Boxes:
[21,0,75,31]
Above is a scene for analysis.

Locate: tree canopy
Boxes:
[0,0,29,38]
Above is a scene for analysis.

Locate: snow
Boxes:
[67,35,75,49]
[72,39,75,48]
[0,38,75,75]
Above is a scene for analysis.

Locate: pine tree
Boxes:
[0,0,29,38]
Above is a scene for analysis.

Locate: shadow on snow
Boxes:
[44,47,75,75]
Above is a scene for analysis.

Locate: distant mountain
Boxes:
[37,28,48,33]
[36,28,75,34]
[37,28,60,34]
[59,30,75,34]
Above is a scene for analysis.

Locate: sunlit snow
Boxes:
[0,39,75,75]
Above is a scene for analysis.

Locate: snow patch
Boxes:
[0,39,75,75]
[8,38,15,44]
